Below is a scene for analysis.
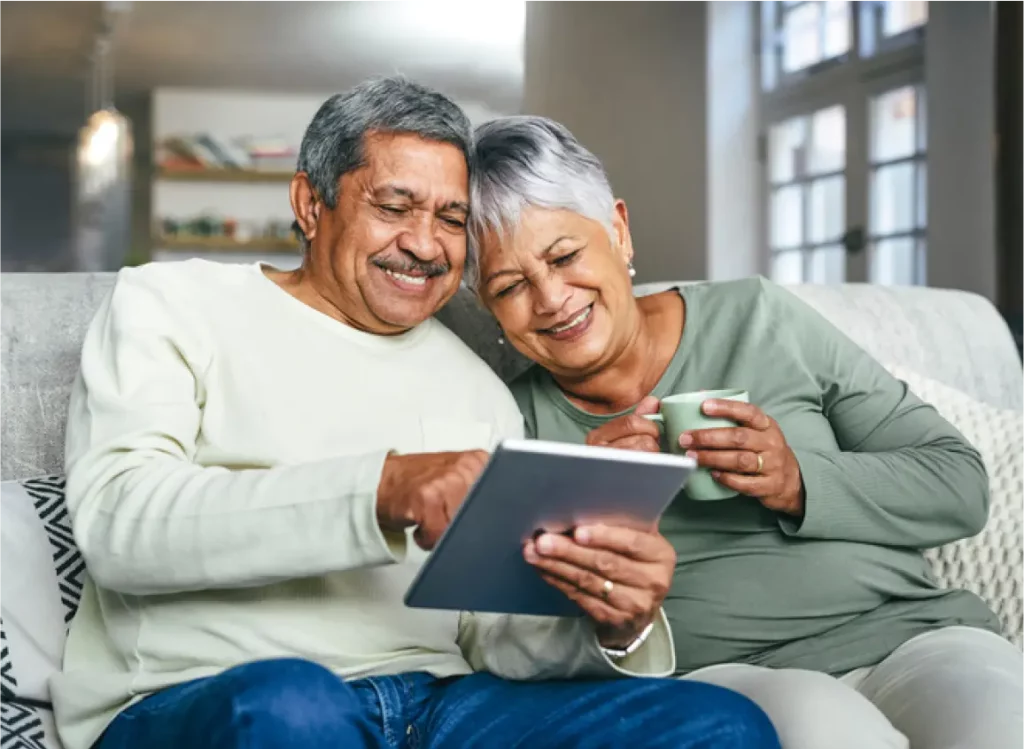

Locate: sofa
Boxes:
[1,271,1021,749]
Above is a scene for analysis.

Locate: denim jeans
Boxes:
[96,658,780,748]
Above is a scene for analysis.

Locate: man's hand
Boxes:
[376,450,489,550]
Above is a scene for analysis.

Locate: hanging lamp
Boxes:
[73,3,133,271]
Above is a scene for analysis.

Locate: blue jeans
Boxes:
[96,658,779,748]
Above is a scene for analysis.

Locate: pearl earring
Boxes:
[498,335,505,345]
[628,261,636,278]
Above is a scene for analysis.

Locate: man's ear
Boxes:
[290,172,320,245]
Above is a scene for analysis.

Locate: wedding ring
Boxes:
[602,579,614,600]
[755,453,764,474]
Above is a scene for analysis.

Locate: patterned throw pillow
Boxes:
[0,476,85,705]
[884,364,1023,648]
[1,694,57,749]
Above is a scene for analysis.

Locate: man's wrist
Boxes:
[599,620,656,661]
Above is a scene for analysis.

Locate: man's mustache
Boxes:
[372,257,450,278]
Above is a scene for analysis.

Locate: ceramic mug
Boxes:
[643,388,750,500]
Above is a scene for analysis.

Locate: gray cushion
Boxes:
[2,274,116,482]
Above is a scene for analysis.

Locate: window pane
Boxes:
[871,86,919,162]
[870,237,917,286]
[808,245,846,283]
[883,0,927,37]
[871,163,917,234]
[809,176,845,243]
[917,162,927,227]
[771,186,804,249]
[769,117,808,183]
[823,1,851,59]
[783,3,822,73]
[917,88,928,152]
[808,105,845,174]
[772,251,804,284]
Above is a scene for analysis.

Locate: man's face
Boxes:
[305,132,469,334]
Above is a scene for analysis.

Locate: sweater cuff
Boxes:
[595,609,676,677]
[779,448,859,539]
[346,450,409,565]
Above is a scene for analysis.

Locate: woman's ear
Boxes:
[611,199,635,266]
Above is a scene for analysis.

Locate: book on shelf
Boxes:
[157,133,297,172]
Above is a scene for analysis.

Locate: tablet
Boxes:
[403,439,695,618]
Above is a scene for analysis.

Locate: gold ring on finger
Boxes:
[602,579,614,600]
[755,453,764,474]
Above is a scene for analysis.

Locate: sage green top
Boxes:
[511,277,1000,675]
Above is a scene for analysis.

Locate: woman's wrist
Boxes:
[599,619,656,660]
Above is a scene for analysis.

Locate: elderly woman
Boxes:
[469,116,1023,749]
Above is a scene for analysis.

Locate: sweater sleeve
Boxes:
[457,610,676,680]
[64,269,406,597]
[767,282,990,548]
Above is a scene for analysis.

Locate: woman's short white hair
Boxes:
[467,116,615,289]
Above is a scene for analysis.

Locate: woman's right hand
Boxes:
[585,396,662,453]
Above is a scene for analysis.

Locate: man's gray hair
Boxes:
[294,76,473,251]
[467,116,615,288]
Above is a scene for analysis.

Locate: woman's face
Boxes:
[477,203,638,378]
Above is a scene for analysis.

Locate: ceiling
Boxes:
[1,1,525,134]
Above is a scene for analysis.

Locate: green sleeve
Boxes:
[766,282,990,548]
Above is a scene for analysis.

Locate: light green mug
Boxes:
[643,388,749,500]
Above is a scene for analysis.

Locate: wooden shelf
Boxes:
[154,235,300,253]
[156,167,294,183]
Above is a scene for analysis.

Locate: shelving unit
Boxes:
[156,168,294,184]
[155,235,300,252]
[148,89,324,270]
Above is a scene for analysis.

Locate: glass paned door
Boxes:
[768,105,847,283]
[867,84,927,286]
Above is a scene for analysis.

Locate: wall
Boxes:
[925,2,997,302]
[522,2,708,284]
[995,0,1022,320]
[0,134,76,272]
[0,13,95,264]
[706,1,760,281]
[123,93,154,267]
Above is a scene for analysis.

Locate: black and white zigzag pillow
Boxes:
[0,698,52,749]
[20,477,85,625]
[0,475,85,711]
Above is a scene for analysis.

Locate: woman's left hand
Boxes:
[681,399,805,517]
[524,524,675,650]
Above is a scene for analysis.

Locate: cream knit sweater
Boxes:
[52,260,675,749]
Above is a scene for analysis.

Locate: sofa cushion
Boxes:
[1,698,59,749]
[0,476,84,703]
[884,364,1023,648]
[2,612,61,749]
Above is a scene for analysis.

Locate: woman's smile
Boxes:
[539,303,595,341]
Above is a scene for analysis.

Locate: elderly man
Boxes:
[54,77,778,749]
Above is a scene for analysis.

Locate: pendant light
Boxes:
[73,3,134,271]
